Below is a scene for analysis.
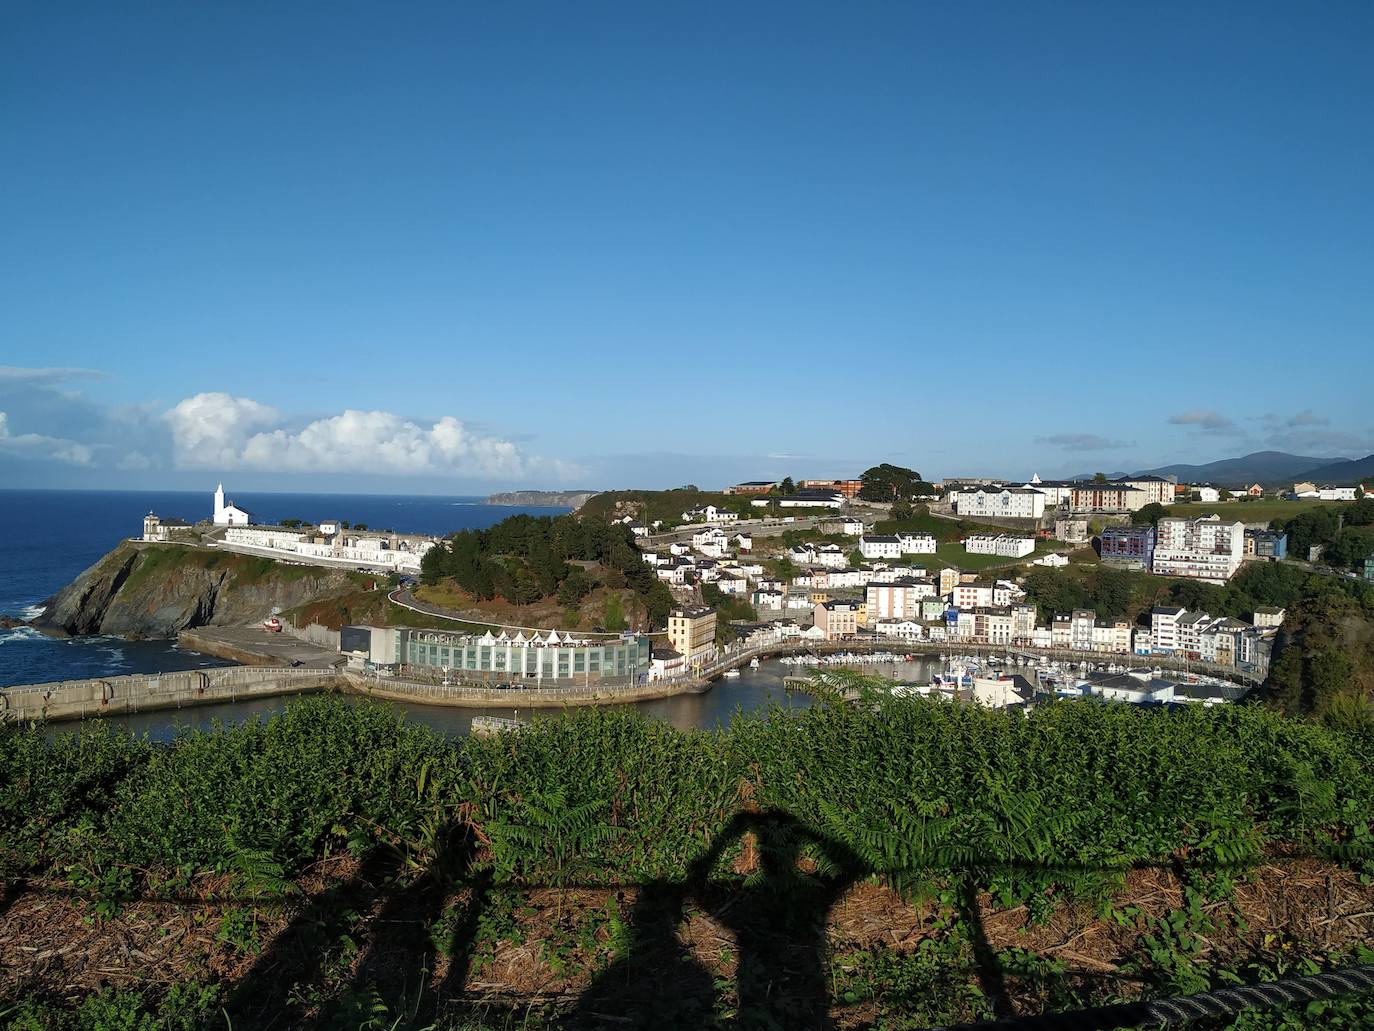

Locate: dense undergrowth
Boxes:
[3,694,1374,1028]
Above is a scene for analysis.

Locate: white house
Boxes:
[716,573,749,595]
[897,532,937,555]
[1032,553,1069,567]
[859,535,903,560]
[873,618,923,639]
[141,513,193,541]
[827,568,865,589]
[964,535,1035,558]
[682,505,739,524]
[814,544,847,568]
[1318,485,1357,501]
[1195,486,1221,503]
[212,483,253,526]
[752,588,785,610]
[732,533,753,551]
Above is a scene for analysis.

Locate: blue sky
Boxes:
[3,2,1372,493]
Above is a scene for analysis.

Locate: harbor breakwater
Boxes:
[1,637,1261,723]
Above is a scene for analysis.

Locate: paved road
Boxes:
[178,625,343,667]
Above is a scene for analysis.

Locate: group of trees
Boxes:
[857,464,935,503]
[1130,502,1167,526]
[1021,566,1137,623]
[1273,498,1374,569]
[1253,574,1374,717]
[419,513,674,628]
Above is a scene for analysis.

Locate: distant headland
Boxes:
[483,489,600,509]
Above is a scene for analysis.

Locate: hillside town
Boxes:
[632,470,1374,681]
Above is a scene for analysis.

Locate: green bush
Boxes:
[3,694,1373,884]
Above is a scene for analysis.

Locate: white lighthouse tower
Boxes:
[213,483,226,523]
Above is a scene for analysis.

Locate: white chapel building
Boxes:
[213,483,254,526]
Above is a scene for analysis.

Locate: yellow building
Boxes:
[668,606,717,664]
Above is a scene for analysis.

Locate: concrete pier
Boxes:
[0,666,341,723]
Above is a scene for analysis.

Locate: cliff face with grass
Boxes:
[34,543,362,639]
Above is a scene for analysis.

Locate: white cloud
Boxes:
[165,393,281,469]
[166,393,540,478]
[1037,433,1134,451]
[0,366,108,384]
[1168,410,1243,435]
[0,411,95,465]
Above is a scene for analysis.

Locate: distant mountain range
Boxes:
[1135,451,1337,486]
[1068,450,1374,487]
[1287,454,1374,486]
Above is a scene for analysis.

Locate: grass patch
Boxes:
[1168,499,1349,524]
[928,541,1034,572]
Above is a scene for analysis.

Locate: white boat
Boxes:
[749,657,760,668]
[722,668,741,678]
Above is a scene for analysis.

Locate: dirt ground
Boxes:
[4,854,1373,1028]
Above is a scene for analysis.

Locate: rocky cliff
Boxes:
[34,543,360,639]
[484,490,600,509]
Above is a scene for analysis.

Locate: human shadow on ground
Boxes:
[565,810,866,1031]
[221,819,490,1031]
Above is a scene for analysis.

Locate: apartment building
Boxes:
[1011,603,1037,641]
[1091,620,1133,654]
[1152,516,1245,582]
[1055,517,1089,544]
[1151,606,1185,653]
[1114,476,1175,507]
[667,607,717,664]
[951,487,1046,520]
[814,599,859,640]
[1070,484,1146,513]
[866,578,937,621]
[1025,475,1078,507]
[1100,525,1156,569]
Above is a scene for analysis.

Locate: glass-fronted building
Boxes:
[344,626,652,685]
[1100,525,1155,569]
